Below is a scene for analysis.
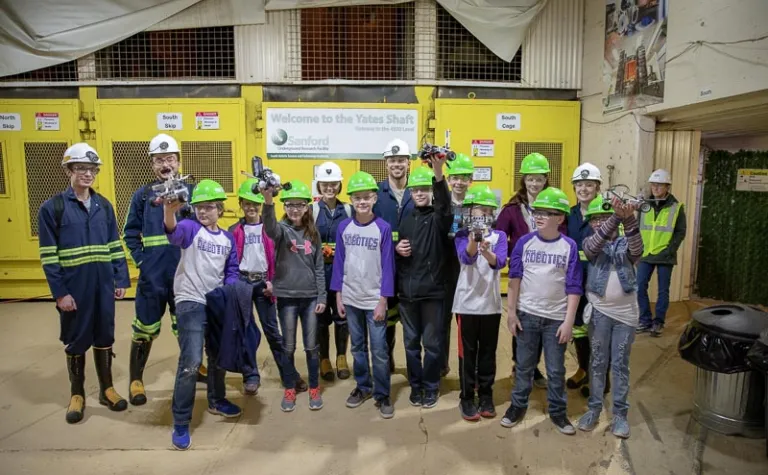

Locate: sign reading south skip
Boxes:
[266,108,419,159]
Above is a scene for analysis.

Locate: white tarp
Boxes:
[0,0,266,78]
[265,0,547,63]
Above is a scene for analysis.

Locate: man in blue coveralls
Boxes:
[122,133,202,406]
[38,143,131,424]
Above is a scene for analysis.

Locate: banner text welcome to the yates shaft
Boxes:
[265,108,419,159]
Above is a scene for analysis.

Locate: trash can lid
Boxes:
[692,304,768,338]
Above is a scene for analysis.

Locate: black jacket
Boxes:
[396,177,453,301]
[640,193,687,266]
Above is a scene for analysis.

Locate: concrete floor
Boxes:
[0,299,766,475]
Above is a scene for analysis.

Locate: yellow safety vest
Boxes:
[639,203,682,257]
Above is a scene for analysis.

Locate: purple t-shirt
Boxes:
[509,231,582,321]
[330,217,395,310]
[166,219,239,305]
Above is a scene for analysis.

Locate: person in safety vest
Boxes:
[312,161,353,382]
[373,138,415,373]
[442,153,475,378]
[636,169,686,337]
[122,134,205,407]
[38,143,131,424]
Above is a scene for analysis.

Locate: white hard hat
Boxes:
[648,169,672,184]
[571,163,603,183]
[62,143,102,167]
[383,139,411,158]
[149,133,180,155]
[315,162,343,182]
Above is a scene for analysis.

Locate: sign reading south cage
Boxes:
[265,108,419,159]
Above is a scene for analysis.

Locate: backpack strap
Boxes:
[312,202,320,222]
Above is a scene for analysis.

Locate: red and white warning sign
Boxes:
[195,112,220,130]
[35,112,60,131]
[471,139,494,157]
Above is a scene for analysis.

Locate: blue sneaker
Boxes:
[172,424,191,450]
[208,399,242,418]
[577,410,600,432]
[611,416,631,439]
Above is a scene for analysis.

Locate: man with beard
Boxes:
[122,133,203,406]
[373,139,415,372]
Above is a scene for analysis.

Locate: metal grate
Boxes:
[112,141,156,229]
[360,160,389,183]
[0,143,6,194]
[94,27,235,80]
[181,141,234,193]
[289,5,415,80]
[513,143,563,188]
[436,4,522,82]
[1,61,78,82]
[25,142,70,236]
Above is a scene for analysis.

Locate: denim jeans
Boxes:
[277,297,319,389]
[637,262,673,326]
[346,305,390,400]
[511,310,567,417]
[399,299,444,393]
[172,300,227,425]
[588,309,635,417]
[240,278,295,388]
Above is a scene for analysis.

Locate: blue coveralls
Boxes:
[315,200,353,326]
[123,182,193,340]
[567,204,593,333]
[38,187,131,355]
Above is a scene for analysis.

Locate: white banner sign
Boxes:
[266,108,419,159]
[157,112,183,131]
[0,113,21,131]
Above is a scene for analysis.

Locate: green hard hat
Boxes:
[279,180,312,202]
[190,179,226,204]
[520,152,551,175]
[463,184,498,208]
[347,171,378,195]
[447,153,475,176]
[531,187,570,214]
[406,167,435,188]
[238,179,264,204]
[584,195,614,219]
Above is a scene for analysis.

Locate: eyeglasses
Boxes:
[152,156,178,166]
[449,175,472,183]
[285,203,307,210]
[532,210,560,219]
[71,165,100,175]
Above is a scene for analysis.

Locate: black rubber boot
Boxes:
[335,323,351,379]
[66,353,86,424]
[567,338,590,389]
[128,339,152,406]
[93,347,128,412]
[386,325,396,373]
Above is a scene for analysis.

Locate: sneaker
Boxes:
[611,416,631,439]
[533,368,548,389]
[577,410,600,432]
[295,377,308,393]
[281,388,297,412]
[346,388,372,408]
[478,396,496,418]
[309,387,323,410]
[650,322,664,337]
[459,399,481,421]
[171,424,191,450]
[409,390,423,407]
[551,414,576,435]
[244,381,260,396]
[208,399,242,418]
[375,397,395,419]
[636,323,652,334]
[422,391,438,409]
[500,405,526,428]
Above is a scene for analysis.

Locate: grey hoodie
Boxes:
[262,204,326,302]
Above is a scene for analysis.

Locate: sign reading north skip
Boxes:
[266,108,419,159]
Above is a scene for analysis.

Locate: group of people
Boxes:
[38,134,685,450]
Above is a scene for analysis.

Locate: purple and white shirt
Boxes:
[166,220,239,305]
[509,231,583,321]
[452,229,508,315]
[330,217,395,311]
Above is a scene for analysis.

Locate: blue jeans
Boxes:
[240,278,295,388]
[277,297,319,389]
[511,311,567,417]
[588,309,634,417]
[172,300,227,425]
[399,299,443,393]
[637,262,673,326]
[346,305,390,400]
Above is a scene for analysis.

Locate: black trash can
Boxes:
[678,304,768,438]
[747,328,768,456]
